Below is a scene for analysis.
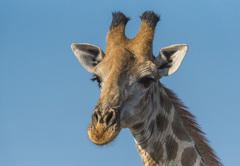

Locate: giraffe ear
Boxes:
[71,43,105,73]
[154,44,188,77]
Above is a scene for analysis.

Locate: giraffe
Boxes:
[71,11,221,166]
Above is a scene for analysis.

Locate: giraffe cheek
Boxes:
[121,107,139,128]
[121,110,132,128]
[120,96,145,128]
[121,111,143,128]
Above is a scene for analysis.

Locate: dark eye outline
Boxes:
[91,75,101,88]
[139,77,155,88]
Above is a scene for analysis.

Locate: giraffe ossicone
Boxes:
[72,11,221,166]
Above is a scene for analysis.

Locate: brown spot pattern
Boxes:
[150,141,164,163]
[166,135,178,161]
[132,122,144,130]
[181,147,197,166]
[172,113,191,141]
[148,120,155,135]
[156,114,168,132]
[160,93,172,114]
[163,85,222,166]
[195,145,204,163]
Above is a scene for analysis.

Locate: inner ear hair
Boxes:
[86,49,100,56]
[71,43,105,73]
[155,44,188,76]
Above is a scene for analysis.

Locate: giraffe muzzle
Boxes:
[88,108,121,145]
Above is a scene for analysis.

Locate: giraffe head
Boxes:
[72,11,188,145]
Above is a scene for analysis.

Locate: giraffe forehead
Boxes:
[97,47,150,79]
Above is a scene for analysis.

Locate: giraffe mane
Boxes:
[162,84,222,166]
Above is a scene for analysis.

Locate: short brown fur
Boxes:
[107,20,155,61]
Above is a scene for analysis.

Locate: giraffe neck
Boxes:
[129,82,205,166]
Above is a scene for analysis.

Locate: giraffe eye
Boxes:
[91,75,101,88]
[139,77,155,88]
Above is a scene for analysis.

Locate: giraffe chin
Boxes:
[88,121,121,146]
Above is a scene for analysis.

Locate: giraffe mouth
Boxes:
[87,108,122,146]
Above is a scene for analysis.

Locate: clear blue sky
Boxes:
[1,0,240,165]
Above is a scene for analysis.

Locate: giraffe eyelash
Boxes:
[91,75,101,88]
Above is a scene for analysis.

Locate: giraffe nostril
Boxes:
[92,112,98,123]
[106,111,114,126]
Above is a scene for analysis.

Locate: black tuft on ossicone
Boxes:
[140,11,160,29]
[110,12,130,29]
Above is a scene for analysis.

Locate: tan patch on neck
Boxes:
[136,144,160,166]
